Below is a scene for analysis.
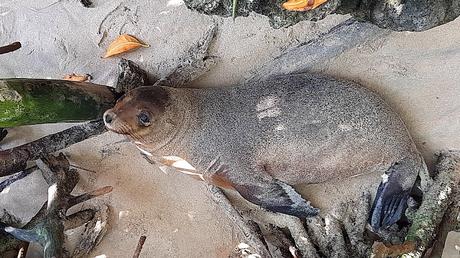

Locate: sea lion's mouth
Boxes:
[103,110,128,135]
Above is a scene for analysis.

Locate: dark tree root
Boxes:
[0,153,112,257]
[0,120,106,177]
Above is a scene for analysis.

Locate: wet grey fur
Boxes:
[156,73,424,186]
[107,73,427,228]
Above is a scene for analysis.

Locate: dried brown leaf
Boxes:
[103,34,149,58]
[372,241,416,258]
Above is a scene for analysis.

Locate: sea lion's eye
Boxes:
[138,112,151,127]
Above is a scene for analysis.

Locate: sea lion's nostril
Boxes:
[104,112,113,124]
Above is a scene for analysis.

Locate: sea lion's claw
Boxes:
[369,177,410,232]
[235,179,319,218]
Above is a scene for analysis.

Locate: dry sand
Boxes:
[1,0,460,257]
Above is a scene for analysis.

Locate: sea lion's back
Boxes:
[236,74,418,184]
[194,74,418,184]
[190,74,419,184]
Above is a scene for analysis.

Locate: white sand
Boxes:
[1,0,460,257]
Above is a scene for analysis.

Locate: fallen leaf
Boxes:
[104,34,149,58]
[372,241,416,258]
[282,0,328,11]
[63,73,91,82]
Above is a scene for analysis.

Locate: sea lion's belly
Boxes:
[257,135,401,185]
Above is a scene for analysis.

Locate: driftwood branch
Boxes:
[0,120,106,177]
[0,128,7,142]
[156,24,218,87]
[72,205,109,257]
[404,151,460,256]
[0,167,36,192]
[115,59,150,93]
[0,153,112,257]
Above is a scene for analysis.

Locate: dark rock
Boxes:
[345,0,460,32]
[184,0,341,28]
[80,0,93,8]
[184,0,460,31]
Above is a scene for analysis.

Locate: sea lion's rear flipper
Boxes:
[369,180,410,230]
[369,158,420,231]
[234,179,319,218]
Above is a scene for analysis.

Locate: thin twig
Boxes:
[68,186,113,208]
[70,164,97,173]
[0,167,37,192]
[132,235,147,258]
[0,42,21,55]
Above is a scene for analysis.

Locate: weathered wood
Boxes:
[0,154,112,258]
[206,185,272,258]
[156,24,218,88]
[0,167,36,192]
[0,120,106,177]
[0,128,7,142]
[403,151,460,257]
[0,79,117,127]
[116,59,150,93]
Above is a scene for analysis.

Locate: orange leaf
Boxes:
[282,0,328,11]
[63,73,91,82]
[103,34,149,58]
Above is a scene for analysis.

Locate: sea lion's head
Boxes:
[103,86,171,143]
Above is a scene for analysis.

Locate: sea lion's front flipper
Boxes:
[369,158,421,231]
[204,157,319,217]
[234,179,319,218]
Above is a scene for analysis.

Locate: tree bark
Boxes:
[0,79,117,127]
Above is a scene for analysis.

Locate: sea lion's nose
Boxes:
[104,111,113,124]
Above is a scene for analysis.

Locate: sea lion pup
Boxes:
[103,73,426,235]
